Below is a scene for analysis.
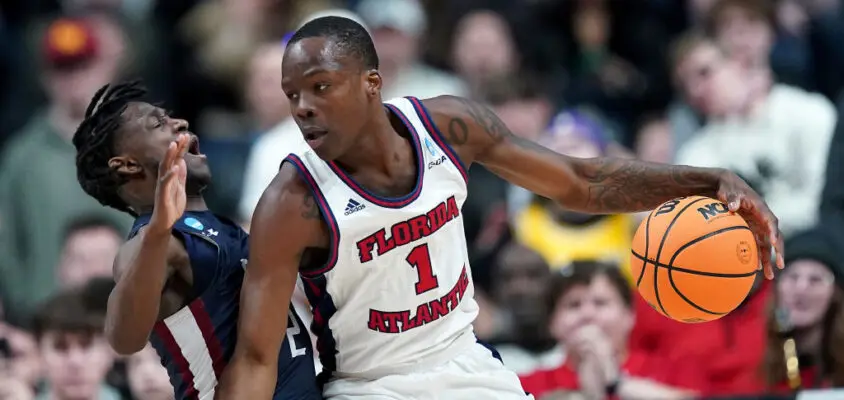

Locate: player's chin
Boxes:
[311,143,341,161]
[186,165,212,188]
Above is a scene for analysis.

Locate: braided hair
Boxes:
[73,80,147,216]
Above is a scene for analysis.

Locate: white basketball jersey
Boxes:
[284,97,478,379]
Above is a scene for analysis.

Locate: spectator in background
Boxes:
[33,287,119,400]
[125,344,174,400]
[520,262,701,400]
[355,0,467,100]
[0,15,132,323]
[57,216,122,289]
[705,0,774,72]
[512,111,635,279]
[0,294,41,399]
[634,114,674,164]
[665,31,710,156]
[761,227,844,391]
[674,33,836,236]
[489,242,562,376]
[450,9,519,98]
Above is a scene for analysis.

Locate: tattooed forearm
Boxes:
[300,191,322,220]
[571,158,724,213]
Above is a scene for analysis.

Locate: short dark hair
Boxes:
[287,16,379,70]
[705,0,775,35]
[63,214,124,244]
[32,287,106,340]
[545,260,632,315]
[73,80,148,216]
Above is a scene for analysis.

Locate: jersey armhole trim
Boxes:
[406,96,469,184]
[133,220,224,306]
[283,154,341,277]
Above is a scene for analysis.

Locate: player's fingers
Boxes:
[159,164,180,186]
[719,190,742,213]
[773,225,785,270]
[757,234,774,280]
[159,142,178,178]
[176,133,190,158]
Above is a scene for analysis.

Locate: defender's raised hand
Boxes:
[149,133,189,234]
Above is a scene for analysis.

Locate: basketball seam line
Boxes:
[666,225,754,315]
[630,249,756,278]
[652,197,709,318]
[635,211,653,288]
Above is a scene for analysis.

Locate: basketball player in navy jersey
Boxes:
[73,81,322,400]
[218,17,784,399]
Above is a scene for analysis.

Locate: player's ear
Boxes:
[108,156,143,177]
[365,70,381,96]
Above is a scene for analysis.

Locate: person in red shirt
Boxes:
[520,261,703,400]
[760,226,844,392]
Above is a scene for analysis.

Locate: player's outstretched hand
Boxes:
[716,170,784,280]
[149,133,189,235]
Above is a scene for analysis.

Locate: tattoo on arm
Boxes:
[572,158,721,213]
[445,97,512,148]
[301,191,322,220]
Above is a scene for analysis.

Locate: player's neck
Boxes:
[185,195,209,212]
[334,107,407,176]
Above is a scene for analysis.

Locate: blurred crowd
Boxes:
[1,0,844,399]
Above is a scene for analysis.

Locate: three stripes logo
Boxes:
[344,198,365,215]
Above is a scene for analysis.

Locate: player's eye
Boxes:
[285,92,298,100]
[315,83,330,93]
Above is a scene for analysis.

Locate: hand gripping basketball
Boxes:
[149,134,189,234]
[632,196,763,322]
[715,170,784,280]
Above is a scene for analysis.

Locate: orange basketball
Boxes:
[630,196,758,323]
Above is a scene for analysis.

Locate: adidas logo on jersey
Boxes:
[344,199,365,215]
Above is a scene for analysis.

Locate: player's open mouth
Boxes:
[302,128,328,147]
[187,134,202,156]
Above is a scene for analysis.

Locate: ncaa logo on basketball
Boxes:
[697,202,729,221]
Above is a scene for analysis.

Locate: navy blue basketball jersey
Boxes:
[128,211,321,400]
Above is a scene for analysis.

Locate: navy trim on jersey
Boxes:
[476,338,503,363]
[300,274,338,388]
[325,103,425,208]
[407,96,469,184]
[283,154,341,277]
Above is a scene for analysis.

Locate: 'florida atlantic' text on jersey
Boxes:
[128,211,320,400]
[284,97,478,380]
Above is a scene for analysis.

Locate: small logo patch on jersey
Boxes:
[344,198,365,215]
[424,137,438,156]
[184,217,204,231]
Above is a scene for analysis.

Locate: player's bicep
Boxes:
[426,95,582,203]
[235,165,322,364]
[112,227,189,283]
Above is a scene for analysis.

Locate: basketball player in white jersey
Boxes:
[217,16,783,399]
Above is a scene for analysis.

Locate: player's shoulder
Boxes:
[417,95,477,120]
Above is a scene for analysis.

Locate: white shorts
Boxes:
[323,342,534,400]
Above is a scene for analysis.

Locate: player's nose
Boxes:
[172,117,189,132]
[294,97,317,120]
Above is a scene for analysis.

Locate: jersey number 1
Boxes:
[406,244,439,295]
